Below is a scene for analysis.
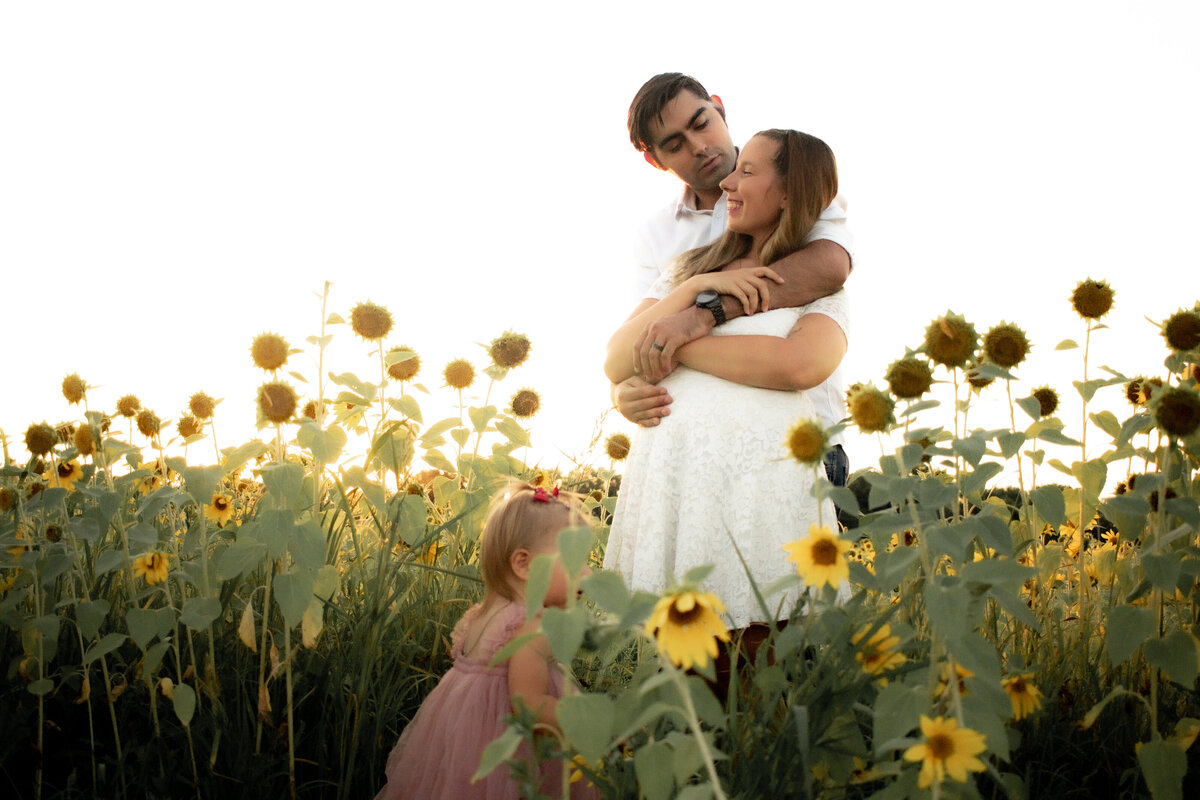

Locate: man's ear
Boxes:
[510,548,532,581]
[711,94,726,121]
[643,150,663,170]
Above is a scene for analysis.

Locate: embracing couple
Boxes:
[603,73,856,650]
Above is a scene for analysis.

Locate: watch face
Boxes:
[696,290,718,305]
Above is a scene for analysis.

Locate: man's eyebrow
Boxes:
[655,107,708,150]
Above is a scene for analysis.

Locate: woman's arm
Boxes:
[674,312,847,391]
[604,268,783,384]
[507,623,561,729]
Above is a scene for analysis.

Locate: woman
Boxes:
[603,129,848,632]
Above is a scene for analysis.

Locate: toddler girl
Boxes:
[375,482,597,800]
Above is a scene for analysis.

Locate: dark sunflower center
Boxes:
[57,463,72,478]
[1011,677,1026,693]
[667,603,703,626]
[811,539,839,566]
[928,732,954,759]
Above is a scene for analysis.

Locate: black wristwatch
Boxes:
[695,290,726,326]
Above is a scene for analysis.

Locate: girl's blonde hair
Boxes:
[479,481,589,601]
[672,129,838,283]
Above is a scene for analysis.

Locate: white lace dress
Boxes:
[604,290,848,629]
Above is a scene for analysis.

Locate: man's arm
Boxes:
[718,239,850,321]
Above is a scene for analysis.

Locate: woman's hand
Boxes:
[689,267,784,316]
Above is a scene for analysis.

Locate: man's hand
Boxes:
[634,306,715,382]
[613,375,673,427]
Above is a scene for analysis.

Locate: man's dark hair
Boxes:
[627,73,715,157]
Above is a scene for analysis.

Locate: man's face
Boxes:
[647,91,737,197]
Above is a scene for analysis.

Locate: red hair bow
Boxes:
[532,486,560,503]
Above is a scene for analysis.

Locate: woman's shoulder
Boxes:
[797,288,850,331]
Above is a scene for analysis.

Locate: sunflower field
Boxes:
[2,281,1199,799]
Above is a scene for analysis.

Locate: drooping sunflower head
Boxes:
[885,356,934,399]
[846,383,896,433]
[1162,308,1200,352]
[785,418,828,465]
[250,332,289,371]
[188,391,217,419]
[922,312,977,369]
[982,322,1030,369]
[350,301,394,341]
[257,382,299,425]
[604,432,631,461]
[74,424,95,457]
[136,409,161,439]
[964,362,995,391]
[1151,385,1200,438]
[443,358,476,390]
[489,331,532,369]
[24,423,56,457]
[385,346,421,381]
[1001,673,1044,720]
[132,551,171,585]
[645,590,731,670]
[116,394,141,418]
[510,388,541,419]
[1070,278,1114,320]
[1029,386,1058,418]
[44,460,84,492]
[178,415,202,439]
[61,373,87,405]
[302,400,319,420]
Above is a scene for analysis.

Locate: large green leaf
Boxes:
[75,599,110,640]
[581,571,629,615]
[1106,605,1156,666]
[1030,485,1066,528]
[634,740,675,800]
[1137,738,1187,800]
[83,633,126,665]
[558,693,614,763]
[473,727,523,782]
[1144,631,1199,685]
[179,597,222,631]
[541,606,586,665]
[274,569,316,629]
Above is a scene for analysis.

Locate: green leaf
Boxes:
[1100,495,1150,541]
[525,555,552,617]
[1142,552,1182,593]
[634,740,675,800]
[873,683,924,757]
[1030,485,1066,528]
[328,371,377,401]
[1137,737,1187,800]
[958,558,1036,586]
[1015,395,1044,420]
[84,633,126,665]
[925,579,970,640]
[541,606,586,665]
[558,525,593,577]
[581,571,629,614]
[1090,410,1122,440]
[951,435,987,467]
[367,422,414,475]
[824,485,862,518]
[75,600,111,640]
[27,678,54,697]
[467,405,497,433]
[1106,605,1156,665]
[1073,378,1110,403]
[996,431,1026,458]
[289,519,327,571]
[473,726,523,782]
[450,427,470,448]
[220,440,269,475]
[1036,428,1083,446]
[1144,631,1199,685]
[214,538,268,581]
[1055,338,1079,351]
[261,462,305,509]
[494,416,530,447]
[962,461,1003,497]
[1071,459,1107,505]
[558,693,614,763]
[389,395,423,423]
[297,421,348,463]
[173,683,197,728]
[1164,497,1200,528]
[274,569,316,629]
[126,607,176,651]
[170,462,223,509]
[179,598,221,631]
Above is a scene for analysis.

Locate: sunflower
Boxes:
[1151,385,1200,438]
[1162,309,1200,352]
[0,488,14,512]
[1070,278,1114,320]
[24,423,56,457]
[645,590,731,670]
[923,312,977,369]
[1124,377,1148,407]
[178,415,202,439]
[852,623,907,681]
[936,661,974,697]
[350,301,393,341]
[1002,673,1044,720]
[250,332,289,371]
[846,383,896,433]
[62,373,87,405]
[902,715,987,788]
[783,524,851,590]
[257,382,299,425]
[965,362,995,390]
[1031,386,1059,417]
[510,388,541,419]
[116,394,141,418]
[43,460,83,492]
[132,552,171,585]
[188,391,217,419]
[136,409,161,439]
[488,331,532,369]
[784,418,828,465]
[885,356,934,399]
[205,494,234,527]
[982,322,1030,369]
[74,425,95,457]
[386,346,421,381]
[443,359,476,390]
[604,432,631,461]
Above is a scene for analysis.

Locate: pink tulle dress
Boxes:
[375,600,598,800]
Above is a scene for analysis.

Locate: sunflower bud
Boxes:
[116,395,141,418]
[24,423,56,457]
[136,409,161,438]
[188,391,217,419]
[178,415,202,438]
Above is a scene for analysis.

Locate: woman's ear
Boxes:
[510,548,532,580]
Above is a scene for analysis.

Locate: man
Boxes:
[614,72,854,485]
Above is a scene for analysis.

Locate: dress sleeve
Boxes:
[799,288,850,338]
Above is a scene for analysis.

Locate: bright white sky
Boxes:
[3,1,1197,490]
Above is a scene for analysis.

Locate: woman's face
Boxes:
[719,135,787,241]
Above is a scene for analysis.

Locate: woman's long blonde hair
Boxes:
[672,129,838,283]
